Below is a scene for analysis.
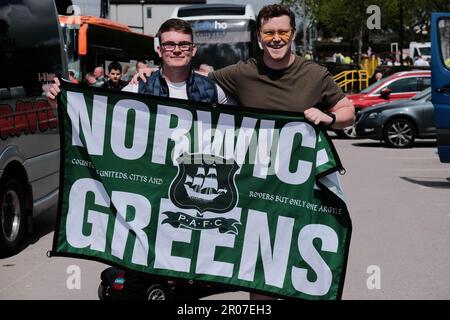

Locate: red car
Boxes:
[338,70,431,138]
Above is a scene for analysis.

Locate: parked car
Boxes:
[336,70,431,138]
[0,0,67,256]
[355,87,435,148]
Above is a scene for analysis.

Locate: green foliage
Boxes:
[282,0,450,43]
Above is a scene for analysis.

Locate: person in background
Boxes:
[84,72,97,86]
[375,71,384,82]
[102,61,128,90]
[136,60,148,74]
[68,70,78,84]
[304,50,312,60]
[198,63,214,73]
[445,58,450,68]
[413,55,430,67]
[93,66,106,86]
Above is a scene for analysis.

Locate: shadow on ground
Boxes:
[351,140,436,149]
[0,206,57,259]
[400,176,450,189]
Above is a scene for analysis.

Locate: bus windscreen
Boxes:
[189,19,256,70]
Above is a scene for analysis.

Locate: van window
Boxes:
[0,1,64,98]
[439,19,450,70]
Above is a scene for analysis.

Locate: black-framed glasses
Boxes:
[160,41,195,51]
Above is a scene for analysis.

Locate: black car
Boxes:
[355,88,435,148]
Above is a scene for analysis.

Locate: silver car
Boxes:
[355,88,435,148]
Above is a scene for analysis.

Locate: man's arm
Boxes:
[327,97,355,128]
[208,64,240,99]
[129,67,159,85]
[46,77,61,107]
[304,97,355,129]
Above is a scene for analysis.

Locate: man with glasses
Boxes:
[48,18,227,104]
[208,4,355,300]
[210,4,354,129]
[123,18,227,104]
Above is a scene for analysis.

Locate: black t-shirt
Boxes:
[102,79,128,91]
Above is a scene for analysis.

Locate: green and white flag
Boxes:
[51,80,352,300]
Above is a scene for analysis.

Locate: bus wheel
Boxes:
[0,176,26,256]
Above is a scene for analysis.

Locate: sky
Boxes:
[207,0,279,15]
[70,0,280,17]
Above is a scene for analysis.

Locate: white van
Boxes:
[0,0,67,255]
[409,41,431,60]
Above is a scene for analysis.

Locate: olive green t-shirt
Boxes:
[210,55,345,112]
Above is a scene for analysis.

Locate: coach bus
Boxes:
[170,4,261,70]
[59,15,158,83]
[431,12,450,163]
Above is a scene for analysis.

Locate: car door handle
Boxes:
[437,85,450,93]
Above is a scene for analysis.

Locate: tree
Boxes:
[283,0,450,63]
[281,0,315,53]
[283,0,369,64]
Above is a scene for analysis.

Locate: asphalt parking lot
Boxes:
[1,136,449,300]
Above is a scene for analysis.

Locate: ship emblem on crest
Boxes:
[184,164,227,202]
[171,153,239,214]
[162,153,241,234]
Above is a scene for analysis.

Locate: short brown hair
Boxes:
[256,4,296,32]
[157,18,193,42]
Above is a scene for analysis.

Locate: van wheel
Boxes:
[0,177,26,256]
[383,118,416,148]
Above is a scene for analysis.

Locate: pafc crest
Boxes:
[163,153,241,234]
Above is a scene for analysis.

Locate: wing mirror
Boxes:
[380,87,392,99]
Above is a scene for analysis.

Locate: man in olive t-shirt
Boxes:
[210,4,355,129]
[210,3,355,301]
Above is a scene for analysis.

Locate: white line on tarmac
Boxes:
[386,157,437,160]
[400,169,450,172]
[0,260,49,294]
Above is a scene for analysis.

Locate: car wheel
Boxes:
[0,176,26,256]
[335,125,357,139]
[146,284,169,300]
[383,118,416,148]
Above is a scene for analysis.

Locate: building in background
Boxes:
[109,0,206,36]
[169,4,260,70]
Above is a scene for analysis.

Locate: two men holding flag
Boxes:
[47,4,354,300]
